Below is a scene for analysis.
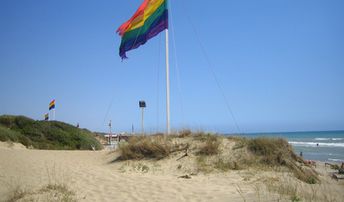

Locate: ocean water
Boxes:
[227,130,344,163]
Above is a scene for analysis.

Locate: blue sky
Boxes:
[0,0,343,133]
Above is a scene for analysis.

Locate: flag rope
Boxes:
[155,34,162,133]
[180,3,243,134]
[169,1,185,129]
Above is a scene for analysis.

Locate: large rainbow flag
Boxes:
[117,0,168,59]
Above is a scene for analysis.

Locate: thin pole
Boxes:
[109,120,112,144]
[141,108,144,135]
[165,29,170,135]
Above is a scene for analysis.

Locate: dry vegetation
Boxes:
[245,137,319,184]
[114,132,338,201]
[5,183,77,202]
[1,131,341,202]
[117,135,188,160]
[196,134,221,156]
[263,174,343,202]
[117,132,319,184]
[3,163,77,202]
[118,135,171,160]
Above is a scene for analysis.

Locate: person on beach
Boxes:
[339,163,344,174]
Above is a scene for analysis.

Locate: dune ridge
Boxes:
[1,134,343,202]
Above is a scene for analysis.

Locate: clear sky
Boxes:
[0,0,343,133]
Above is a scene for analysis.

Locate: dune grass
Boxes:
[5,183,76,202]
[116,132,318,184]
[247,137,298,166]
[0,115,102,150]
[5,184,28,202]
[240,137,319,184]
[196,134,221,156]
[4,163,76,202]
[117,134,190,160]
[118,135,172,160]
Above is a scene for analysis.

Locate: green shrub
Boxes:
[0,115,102,150]
[0,125,20,142]
[17,135,32,147]
[14,116,35,129]
[0,115,19,128]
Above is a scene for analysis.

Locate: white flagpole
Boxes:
[165,29,170,135]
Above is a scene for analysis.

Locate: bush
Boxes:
[247,137,292,165]
[291,164,319,184]
[0,125,20,142]
[0,115,102,150]
[193,132,209,141]
[178,129,192,138]
[246,137,319,184]
[197,135,221,156]
[306,176,317,184]
[17,135,32,147]
[118,136,172,160]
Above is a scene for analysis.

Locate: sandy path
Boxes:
[2,142,344,202]
[0,143,261,202]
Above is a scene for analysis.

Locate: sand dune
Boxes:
[0,142,343,202]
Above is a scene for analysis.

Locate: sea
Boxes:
[226,130,344,163]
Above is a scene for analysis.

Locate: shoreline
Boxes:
[224,131,344,164]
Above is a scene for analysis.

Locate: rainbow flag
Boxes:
[44,113,49,121]
[117,0,168,59]
[49,99,55,110]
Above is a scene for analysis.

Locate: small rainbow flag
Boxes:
[44,113,49,121]
[117,0,168,59]
[49,99,55,110]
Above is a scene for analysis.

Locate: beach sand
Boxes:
[0,141,343,202]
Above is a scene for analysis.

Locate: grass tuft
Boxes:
[5,183,76,202]
[196,134,221,156]
[247,137,292,165]
[214,158,240,171]
[178,129,192,138]
[40,183,76,202]
[246,137,319,184]
[116,133,319,185]
[5,185,27,202]
[118,136,172,160]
